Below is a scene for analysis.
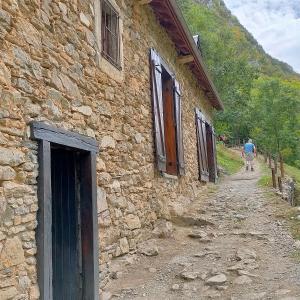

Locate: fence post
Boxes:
[271,168,277,188]
[278,176,282,192]
[280,155,284,178]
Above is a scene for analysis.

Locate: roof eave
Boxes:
[148,0,224,111]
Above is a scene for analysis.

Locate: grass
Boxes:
[217,143,244,175]
[258,162,273,187]
[291,250,300,262]
[285,164,300,184]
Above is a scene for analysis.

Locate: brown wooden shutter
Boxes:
[150,49,166,172]
[195,108,209,182]
[173,79,185,175]
[206,124,218,183]
[212,126,218,182]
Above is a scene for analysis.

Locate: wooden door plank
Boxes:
[37,140,53,300]
[80,152,99,300]
[163,76,178,175]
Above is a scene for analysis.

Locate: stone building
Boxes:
[0,0,223,298]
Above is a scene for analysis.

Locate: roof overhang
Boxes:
[146,0,224,111]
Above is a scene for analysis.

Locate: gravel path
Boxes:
[105,163,300,300]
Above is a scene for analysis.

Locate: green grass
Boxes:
[258,162,273,187]
[285,164,300,184]
[217,143,244,175]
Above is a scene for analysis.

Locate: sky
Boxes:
[223,0,300,73]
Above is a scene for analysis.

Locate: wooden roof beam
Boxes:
[138,0,152,5]
[178,55,194,64]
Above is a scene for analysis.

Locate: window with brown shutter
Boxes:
[206,124,218,183]
[101,0,121,69]
[195,108,209,182]
[150,49,185,176]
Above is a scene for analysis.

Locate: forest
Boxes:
[177,0,300,167]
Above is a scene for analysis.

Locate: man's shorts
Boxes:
[245,153,254,161]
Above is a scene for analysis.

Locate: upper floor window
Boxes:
[101,0,121,69]
[150,49,185,177]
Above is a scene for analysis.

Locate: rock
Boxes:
[152,219,173,238]
[274,289,291,296]
[0,166,16,181]
[134,133,144,144]
[294,240,300,250]
[72,105,92,116]
[101,136,116,149]
[119,237,129,254]
[16,78,33,93]
[125,214,141,230]
[97,187,108,213]
[237,270,259,278]
[172,214,215,227]
[80,12,90,27]
[148,267,157,273]
[29,285,40,299]
[0,287,18,300]
[203,290,221,298]
[58,2,68,15]
[233,275,252,285]
[236,248,257,261]
[0,9,11,29]
[0,147,25,166]
[138,240,159,256]
[231,292,267,300]
[108,195,127,209]
[0,237,25,269]
[180,271,199,280]
[171,284,180,291]
[18,275,31,290]
[206,274,227,286]
[3,182,34,198]
[188,230,208,239]
[102,291,112,300]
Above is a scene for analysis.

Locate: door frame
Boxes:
[31,122,99,300]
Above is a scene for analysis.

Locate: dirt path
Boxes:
[105,163,300,300]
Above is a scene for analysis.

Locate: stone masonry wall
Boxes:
[0,0,214,298]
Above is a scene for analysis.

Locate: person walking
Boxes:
[242,139,256,171]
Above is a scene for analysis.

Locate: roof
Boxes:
[148,0,224,111]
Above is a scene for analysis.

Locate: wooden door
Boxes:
[51,148,82,300]
[163,75,178,175]
[206,124,217,183]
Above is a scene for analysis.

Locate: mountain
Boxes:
[177,0,300,166]
[178,0,300,79]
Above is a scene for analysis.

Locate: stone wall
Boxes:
[0,0,214,297]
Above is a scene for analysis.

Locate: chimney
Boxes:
[193,35,202,56]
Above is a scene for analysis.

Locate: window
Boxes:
[150,49,185,176]
[195,109,218,183]
[101,0,120,69]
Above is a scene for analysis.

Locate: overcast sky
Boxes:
[223,0,300,73]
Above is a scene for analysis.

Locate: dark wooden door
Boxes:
[163,76,178,175]
[51,148,82,300]
[206,124,217,183]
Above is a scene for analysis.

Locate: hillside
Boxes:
[177,0,300,167]
[180,0,300,79]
